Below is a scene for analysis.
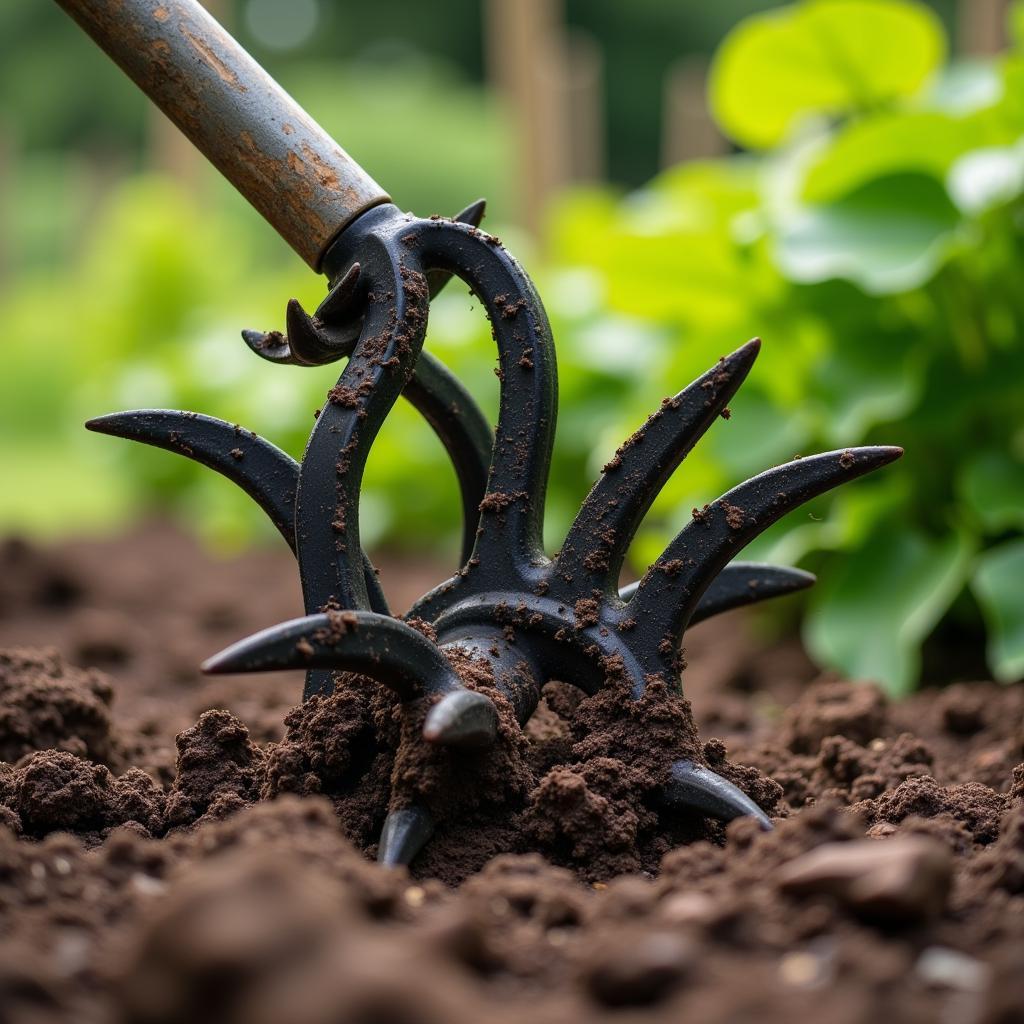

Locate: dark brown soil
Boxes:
[0,523,1022,1024]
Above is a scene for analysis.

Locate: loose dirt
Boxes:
[0,523,1021,1023]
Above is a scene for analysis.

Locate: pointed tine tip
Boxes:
[664,759,773,832]
[286,296,314,326]
[377,806,435,867]
[84,412,122,434]
[200,640,295,676]
[719,336,761,375]
[778,565,815,591]
[316,262,361,321]
[845,445,904,472]
[738,335,761,358]
[84,410,165,440]
[241,327,292,363]
[200,615,326,675]
[200,645,247,675]
[455,198,487,227]
[423,690,498,749]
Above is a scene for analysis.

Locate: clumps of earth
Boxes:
[0,527,1022,1024]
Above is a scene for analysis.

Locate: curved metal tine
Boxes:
[242,263,363,365]
[377,805,435,867]
[617,562,814,624]
[295,239,432,617]
[663,760,772,831]
[202,610,464,698]
[84,409,389,616]
[628,447,903,667]
[86,410,299,547]
[417,221,558,589]
[552,340,761,600]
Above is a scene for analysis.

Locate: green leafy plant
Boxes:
[548,0,1024,692]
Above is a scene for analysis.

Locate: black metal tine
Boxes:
[617,562,814,624]
[84,408,390,617]
[86,409,300,548]
[242,264,362,365]
[296,225,432,617]
[315,262,363,322]
[377,806,435,867]
[240,326,293,364]
[423,688,498,748]
[627,447,903,667]
[663,760,772,831]
[552,340,761,600]
[284,296,341,366]
[202,610,465,698]
[455,198,487,228]
[417,220,558,590]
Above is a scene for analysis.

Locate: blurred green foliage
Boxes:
[583,0,1024,693]
[2,0,1024,696]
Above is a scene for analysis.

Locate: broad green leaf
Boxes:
[710,0,946,149]
[776,173,961,293]
[803,112,988,204]
[971,539,1024,682]
[958,451,1024,532]
[805,526,975,694]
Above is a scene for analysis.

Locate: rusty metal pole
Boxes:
[54,0,389,270]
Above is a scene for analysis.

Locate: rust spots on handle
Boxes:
[180,25,246,92]
[53,0,390,269]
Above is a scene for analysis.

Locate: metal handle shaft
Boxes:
[56,0,390,269]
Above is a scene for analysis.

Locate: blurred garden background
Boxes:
[2,0,1024,694]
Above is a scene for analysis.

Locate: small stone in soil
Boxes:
[778,836,952,923]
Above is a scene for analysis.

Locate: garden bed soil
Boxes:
[0,522,1021,1024]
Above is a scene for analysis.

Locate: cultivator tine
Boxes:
[405,220,558,602]
[618,562,814,623]
[553,340,760,599]
[85,409,389,614]
[627,446,903,665]
[663,760,773,831]
[203,610,464,698]
[466,244,556,578]
[377,806,435,867]
[295,244,432,616]
[242,266,362,366]
[86,409,300,549]
[454,198,487,229]
[423,689,498,749]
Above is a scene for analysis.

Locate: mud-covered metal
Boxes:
[93,199,901,866]
[55,0,389,268]
[65,0,904,869]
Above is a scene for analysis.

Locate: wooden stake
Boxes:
[661,58,725,170]
[957,0,1010,55]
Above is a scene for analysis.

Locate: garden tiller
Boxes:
[56,0,901,866]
